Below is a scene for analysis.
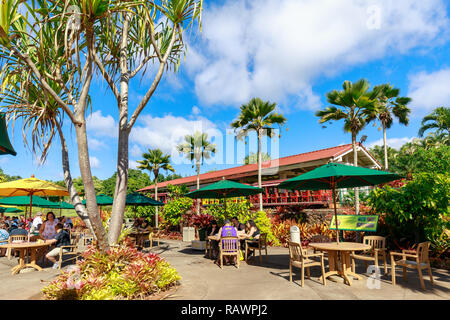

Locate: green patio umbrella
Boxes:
[0,113,16,156]
[184,179,263,216]
[81,194,114,206]
[278,162,402,244]
[0,207,24,213]
[0,195,60,208]
[126,193,164,219]
[57,201,75,209]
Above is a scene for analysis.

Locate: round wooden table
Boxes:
[0,241,53,275]
[308,242,371,286]
[129,231,150,248]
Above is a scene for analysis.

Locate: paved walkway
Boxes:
[0,240,449,300]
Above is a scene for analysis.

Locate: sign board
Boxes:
[329,215,379,232]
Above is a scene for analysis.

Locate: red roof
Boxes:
[138,143,368,192]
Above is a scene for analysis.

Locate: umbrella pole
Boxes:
[29,193,33,221]
[332,179,339,244]
[59,197,62,218]
[224,194,227,218]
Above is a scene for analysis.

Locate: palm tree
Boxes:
[316,79,379,216]
[177,132,216,214]
[244,152,271,165]
[372,84,411,170]
[137,149,175,228]
[418,107,450,139]
[231,98,287,211]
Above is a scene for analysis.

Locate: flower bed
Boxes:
[42,246,180,300]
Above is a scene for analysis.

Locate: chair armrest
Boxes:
[390,251,417,259]
[305,252,324,258]
[402,249,416,254]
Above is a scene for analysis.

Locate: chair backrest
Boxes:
[288,241,306,261]
[310,235,331,243]
[416,241,430,263]
[258,233,268,248]
[363,236,386,250]
[220,237,239,253]
[9,235,27,243]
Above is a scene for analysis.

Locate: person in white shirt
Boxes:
[31,212,43,233]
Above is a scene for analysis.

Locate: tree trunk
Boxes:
[108,125,129,244]
[154,169,159,229]
[75,122,109,252]
[383,124,388,170]
[196,160,200,214]
[55,121,95,236]
[258,130,263,211]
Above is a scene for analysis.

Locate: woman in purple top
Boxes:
[218,220,238,265]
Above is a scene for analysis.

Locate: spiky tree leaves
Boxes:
[177,131,216,214]
[372,84,411,169]
[137,149,174,228]
[418,107,450,138]
[231,97,286,211]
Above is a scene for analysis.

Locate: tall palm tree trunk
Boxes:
[383,124,388,170]
[196,160,200,214]
[257,130,263,211]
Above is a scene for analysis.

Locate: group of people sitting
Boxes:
[206,217,261,265]
[0,212,73,269]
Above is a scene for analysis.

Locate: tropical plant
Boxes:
[231,98,286,211]
[0,0,203,251]
[162,197,193,229]
[176,131,216,213]
[368,172,449,256]
[243,152,271,165]
[418,106,450,139]
[371,84,411,169]
[137,149,175,228]
[189,213,214,230]
[316,79,380,216]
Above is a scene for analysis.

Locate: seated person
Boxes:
[0,222,9,257]
[206,220,220,258]
[243,220,261,257]
[138,219,151,232]
[9,222,28,237]
[217,219,239,265]
[231,217,246,235]
[63,217,73,230]
[45,223,71,269]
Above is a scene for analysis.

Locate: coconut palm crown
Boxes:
[418,106,450,138]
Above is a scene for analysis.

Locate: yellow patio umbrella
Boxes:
[0,175,69,219]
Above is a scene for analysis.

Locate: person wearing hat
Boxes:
[30,212,43,234]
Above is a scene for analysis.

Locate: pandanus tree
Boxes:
[231,98,286,211]
[316,79,379,216]
[418,107,450,141]
[177,132,216,214]
[372,84,411,170]
[0,0,203,250]
[137,149,174,228]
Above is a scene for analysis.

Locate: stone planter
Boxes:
[182,227,195,242]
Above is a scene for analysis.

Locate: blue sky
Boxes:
[2,0,450,183]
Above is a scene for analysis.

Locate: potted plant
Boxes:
[190,214,214,241]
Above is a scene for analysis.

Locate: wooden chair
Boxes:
[390,241,434,290]
[288,241,326,287]
[218,237,240,269]
[58,233,82,270]
[148,228,160,248]
[245,233,268,264]
[7,235,27,260]
[82,230,94,246]
[351,236,388,274]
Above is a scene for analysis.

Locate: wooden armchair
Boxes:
[351,236,388,274]
[58,233,82,270]
[219,237,240,269]
[82,230,94,246]
[245,233,268,264]
[288,241,326,287]
[7,235,27,260]
[148,228,160,248]
[390,241,434,290]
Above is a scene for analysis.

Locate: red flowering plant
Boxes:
[42,245,181,300]
[189,214,214,230]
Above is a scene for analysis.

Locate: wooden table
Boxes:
[0,241,53,275]
[308,242,371,286]
[129,231,150,248]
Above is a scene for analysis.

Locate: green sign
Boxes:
[330,215,379,232]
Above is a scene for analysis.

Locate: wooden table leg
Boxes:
[11,249,26,275]
[26,248,43,271]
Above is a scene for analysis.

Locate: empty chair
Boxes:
[148,227,160,248]
[219,237,240,269]
[351,236,388,274]
[7,235,27,260]
[288,241,326,287]
[390,241,434,290]
[245,233,268,264]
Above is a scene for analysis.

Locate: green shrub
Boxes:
[42,246,181,300]
[204,200,252,224]
[162,197,193,227]
[368,172,449,256]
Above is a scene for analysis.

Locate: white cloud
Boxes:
[130,145,143,158]
[408,68,450,113]
[191,106,201,115]
[129,160,140,170]
[185,0,449,110]
[89,156,101,169]
[86,110,118,137]
[367,137,415,150]
[88,138,105,150]
[129,113,221,162]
